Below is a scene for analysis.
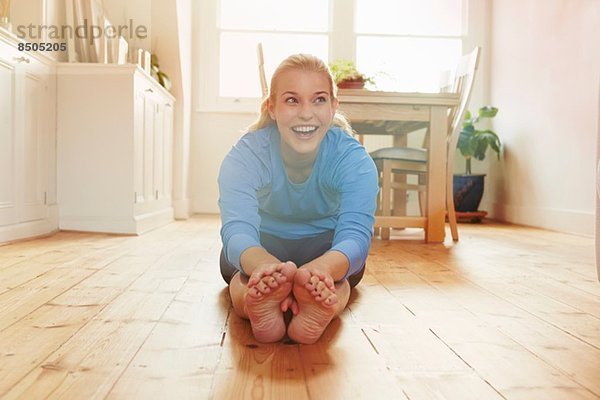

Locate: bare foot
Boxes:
[245,261,297,343]
[287,268,339,344]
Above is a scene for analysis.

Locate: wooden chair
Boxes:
[257,43,268,99]
[371,47,481,241]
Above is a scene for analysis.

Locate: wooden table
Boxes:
[338,89,459,243]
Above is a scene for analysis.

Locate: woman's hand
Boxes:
[298,263,336,292]
[298,250,351,290]
[247,261,297,288]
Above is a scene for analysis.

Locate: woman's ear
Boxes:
[267,99,276,120]
[331,97,339,111]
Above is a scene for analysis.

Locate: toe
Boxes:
[248,287,262,298]
[255,281,270,293]
[294,268,312,286]
[265,276,278,288]
[316,287,333,302]
[272,271,287,284]
[323,293,338,306]
[315,281,327,292]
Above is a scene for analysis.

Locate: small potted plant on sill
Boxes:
[453,106,502,214]
[328,59,374,89]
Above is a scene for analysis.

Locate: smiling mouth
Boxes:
[291,125,318,139]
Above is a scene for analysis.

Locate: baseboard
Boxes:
[0,205,59,244]
[173,198,191,220]
[134,207,174,234]
[60,208,174,235]
[59,215,138,234]
[491,202,594,236]
[192,197,219,214]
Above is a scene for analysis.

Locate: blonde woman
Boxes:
[218,54,378,344]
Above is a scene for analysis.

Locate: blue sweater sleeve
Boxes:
[217,133,269,272]
[328,138,379,278]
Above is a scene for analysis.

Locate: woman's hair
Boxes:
[248,53,353,134]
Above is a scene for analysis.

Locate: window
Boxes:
[218,0,329,98]
[197,0,468,111]
[356,0,464,92]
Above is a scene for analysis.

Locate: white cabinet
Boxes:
[57,63,175,234]
[0,29,57,243]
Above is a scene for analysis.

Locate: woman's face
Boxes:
[268,69,339,164]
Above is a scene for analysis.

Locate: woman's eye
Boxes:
[315,96,327,103]
[285,97,298,104]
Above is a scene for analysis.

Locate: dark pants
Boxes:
[219,230,365,288]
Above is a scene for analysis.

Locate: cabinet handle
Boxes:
[145,88,154,93]
[165,103,172,108]
[14,56,30,64]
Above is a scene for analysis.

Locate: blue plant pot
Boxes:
[453,175,485,212]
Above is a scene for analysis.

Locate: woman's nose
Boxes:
[299,103,313,119]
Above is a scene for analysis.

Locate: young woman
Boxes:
[218,54,378,344]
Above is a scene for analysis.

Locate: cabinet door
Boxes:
[152,101,174,205]
[143,91,157,204]
[0,58,16,226]
[132,76,174,219]
[133,89,145,205]
[153,101,164,201]
[162,102,174,201]
[19,70,48,223]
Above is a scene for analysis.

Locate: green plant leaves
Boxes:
[328,59,373,84]
[472,130,501,161]
[478,106,498,118]
[457,106,502,174]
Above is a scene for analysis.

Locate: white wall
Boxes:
[191,112,256,213]
[150,0,193,218]
[486,0,600,236]
[172,0,193,218]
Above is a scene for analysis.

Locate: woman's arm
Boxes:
[240,246,282,276]
[327,136,379,279]
[300,250,349,282]
[218,132,272,273]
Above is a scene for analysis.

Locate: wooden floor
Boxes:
[0,215,599,399]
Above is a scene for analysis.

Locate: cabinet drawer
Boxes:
[0,39,21,66]
[0,38,51,75]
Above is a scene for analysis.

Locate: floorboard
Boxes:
[0,216,598,399]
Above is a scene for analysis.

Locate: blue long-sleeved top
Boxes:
[218,125,379,278]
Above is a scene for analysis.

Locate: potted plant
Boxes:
[328,59,374,89]
[453,106,502,213]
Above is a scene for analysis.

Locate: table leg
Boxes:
[425,106,448,243]
[381,160,391,240]
[392,135,407,220]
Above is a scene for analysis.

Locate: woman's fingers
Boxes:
[247,261,294,288]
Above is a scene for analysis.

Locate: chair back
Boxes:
[446,47,481,174]
[257,43,269,99]
[439,69,453,93]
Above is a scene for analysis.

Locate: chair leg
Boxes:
[381,161,392,240]
[446,177,459,241]
[374,184,381,237]
[417,174,427,217]
[392,176,407,217]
